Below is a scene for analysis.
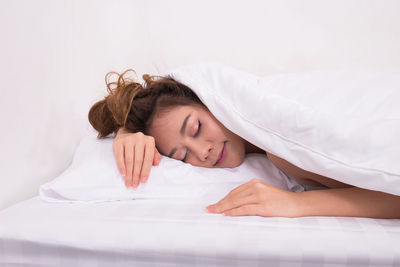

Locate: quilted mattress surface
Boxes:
[1,197,399,267]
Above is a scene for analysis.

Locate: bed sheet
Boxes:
[1,196,399,267]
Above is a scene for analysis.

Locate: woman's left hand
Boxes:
[206,178,302,218]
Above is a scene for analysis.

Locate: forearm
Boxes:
[296,186,400,219]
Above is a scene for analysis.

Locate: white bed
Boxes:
[1,196,400,266]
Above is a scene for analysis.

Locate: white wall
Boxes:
[1,0,399,210]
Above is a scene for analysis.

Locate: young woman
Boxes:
[88,69,400,219]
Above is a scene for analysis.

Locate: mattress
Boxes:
[1,196,400,267]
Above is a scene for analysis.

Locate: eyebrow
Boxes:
[168,113,192,158]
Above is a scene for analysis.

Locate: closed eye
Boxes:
[194,120,201,138]
[182,120,201,162]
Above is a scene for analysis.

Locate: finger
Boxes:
[124,143,134,187]
[223,204,260,217]
[153,148,162,166]
[140,142,155,183]
[113,142,126,176]
[210,179,259,208]
[206,193,256,214]
[223,178,259,199]
[132,143,145,188]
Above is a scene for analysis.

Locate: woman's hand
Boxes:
[113,128,162,188]
[206,179,301,218]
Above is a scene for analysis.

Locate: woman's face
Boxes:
[148,104,247,168]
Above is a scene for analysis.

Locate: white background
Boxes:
[1,0,399,210]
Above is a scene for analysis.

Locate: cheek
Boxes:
[176,149,187,161]
[205,119,228,138]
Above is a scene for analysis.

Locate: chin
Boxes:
[225,154,245,168]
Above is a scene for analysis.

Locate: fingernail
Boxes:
[206,205,215,213]
[141,177,147,184]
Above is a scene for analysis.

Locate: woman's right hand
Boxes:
[113,128,162,188]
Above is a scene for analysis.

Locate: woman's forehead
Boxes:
[148,106,189,154]
[150,106,194,137]
[153,105,206,126]
[153,106,194,126]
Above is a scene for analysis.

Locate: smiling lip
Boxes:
[214,141,227,166]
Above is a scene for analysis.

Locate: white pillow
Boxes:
[169,63,400,196]
[40,132,305,203]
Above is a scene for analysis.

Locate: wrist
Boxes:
[292,191,308,217]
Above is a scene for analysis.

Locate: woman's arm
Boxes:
[296,186,400,219]
[208,153,400,218]
[206,179,400,219]
[266,153,400,218]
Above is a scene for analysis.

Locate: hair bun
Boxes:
[106,70,143,128]
[88,69,143,138]
[142,74,155,86]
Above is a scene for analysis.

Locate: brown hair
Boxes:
[88,69,204,138]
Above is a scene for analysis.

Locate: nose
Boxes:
[186,140,212,162]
